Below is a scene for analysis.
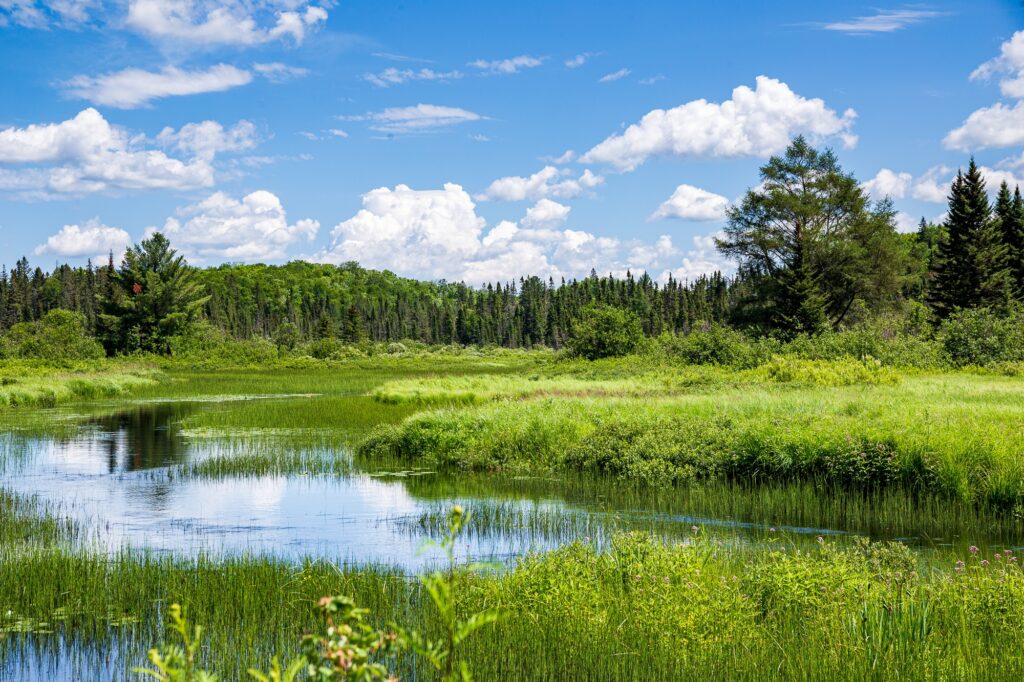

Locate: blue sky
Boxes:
[2,1,1023,283]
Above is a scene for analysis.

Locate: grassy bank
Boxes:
[360,364,1024,511]
[0,360,160,409]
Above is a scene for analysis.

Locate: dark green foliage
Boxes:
[995,182,1024,295]
[567,304,645,359]
[0,309,103,362]
[931,161,1012,316]
[655,323,778,368]
[718,137,910,333]
[99,233,210,354]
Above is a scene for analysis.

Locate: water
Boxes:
[0,399,574,568]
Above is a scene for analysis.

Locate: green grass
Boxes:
[6,353,1024,679]
[360,368,1024,510]
[0,360,160,409]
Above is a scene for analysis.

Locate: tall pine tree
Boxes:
[931,159,1011,316]
[994,182,1024,297]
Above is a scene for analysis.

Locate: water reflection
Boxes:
[87,403,194,473]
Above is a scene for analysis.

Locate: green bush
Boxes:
[0,310,104,362]
[939,308,1024,366]
[655,324,778,368]
[567,304,644,360]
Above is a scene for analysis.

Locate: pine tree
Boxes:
[931,160,1010,316]
[997,184,1024,296]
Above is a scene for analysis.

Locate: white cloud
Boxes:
[319,183,485,279]
[894,211,921,234]
[63,64,252,109]
[599,68,631,83]
[33,218,131,258]
[344,104,483,134]
[565,53,595,68]
[317,182,732,284]
[124,1,327,46]
[327,128,348,138]
[479,166,603,201]
[650,184,729,221]
[0,0,95,28]
[543,150,576,164]
[822,9,944,34]
[155,119,258,160]
[0,108,223,196]
[639,75,666,86]
[522,198,571,228]
[861,168,913,200]
[944,101,1024,151]
[581,76,857,172]
[658,233,733,282]
[469,55,544,74]
[159,190,319,262]
[253,62,309,83]
[911,165,952,203]
[364,67,463,87]
[971,30,1024,98]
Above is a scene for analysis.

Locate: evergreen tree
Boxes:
[931,160,1011,316]
[99,233,209,353]
[995,182,1024,296]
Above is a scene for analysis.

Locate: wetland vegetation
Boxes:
[4,140,1024,679]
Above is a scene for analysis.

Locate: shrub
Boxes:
[938,308,1024,366]
[655,324,778,368]
[0,310,104,362]
[567,304,644,360]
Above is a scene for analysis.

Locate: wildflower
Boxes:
[969,545,979,554]
[995,553,1002,560]
[769,527,776,533]
[955,560,965,573]
[816,535,824,544]
[981,560,990,567]
[691,525,699,535]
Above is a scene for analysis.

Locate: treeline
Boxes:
[2,138,1023,357]
[0,256,735,350]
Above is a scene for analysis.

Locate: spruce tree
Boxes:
[997,183,1024,296]
[931,159,1010,316]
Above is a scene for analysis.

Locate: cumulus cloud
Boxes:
[159,190,319,262]
[316,182,733,284]
[33,218,131,258]
[651,184,730,221]
[522,198,571,228]
[861,168,913,200]
[971,30,1024,98]
[155,119,258,160]
[599,68,631,83]
[124,0,328,46]
[580,76,857,172]
[344,104,482,134]
[822,9,944,34]
[911,165,952,203]
[469,55,544,74]
[364,67,463,87]
[0,108,227,196]
[944,101,1024,151]
[478,166,603,201]
[63,63,252,109]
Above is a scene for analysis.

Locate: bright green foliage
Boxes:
[136,603,218,682]
[285,596,402,681]
[567,303,644,359]
[399,506,501,682]
[931,160,1012,316]
[718,137,910,332]
[99,232,209,354]
[939,307,1024,366]
[0,309,103,362]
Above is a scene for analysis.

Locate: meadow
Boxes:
[2,348,1024,680]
